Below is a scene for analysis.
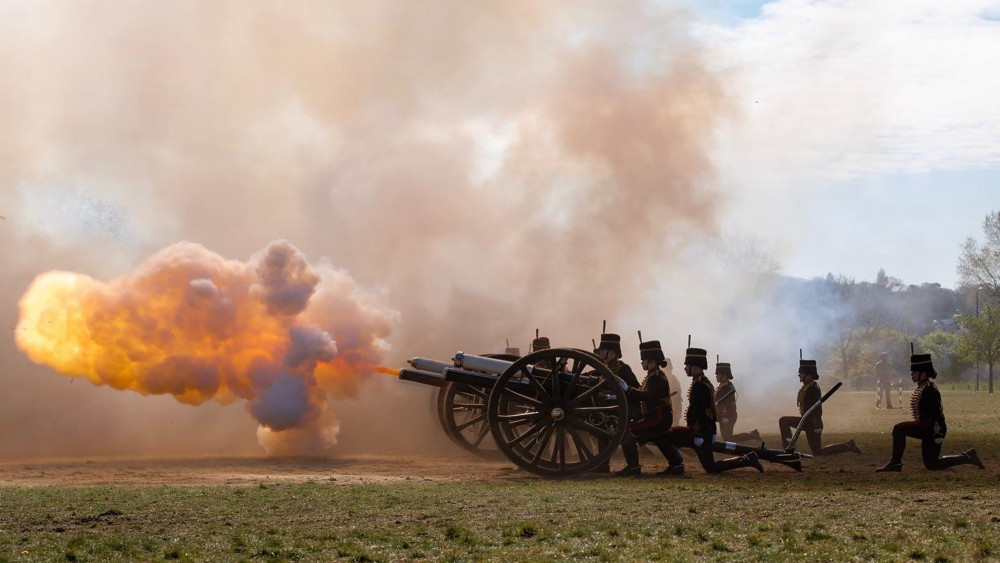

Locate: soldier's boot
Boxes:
[614,465,642,477]
[846,439,863,455]
[655,464,685,476]
[964,449,985,470]
[742,452,764,473]
[773,457,802,472]
[712,453,763,473]
[876,461,903,472]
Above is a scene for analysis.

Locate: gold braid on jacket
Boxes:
[910,383,925,421]
[796,383,811,415]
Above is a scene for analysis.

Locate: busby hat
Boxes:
[910,353,937,378]
[640,340,665,362]
[532,337,551,352]
[715,362,733,378]
[596,333,622,356]
[684,347,708,370]
[798,359,818,378]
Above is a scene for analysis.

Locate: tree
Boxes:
[958,302,1000,394]
[919,331,971,381]
[825,277,890,386]
[958,211,1000,301]
[876,268,888,286]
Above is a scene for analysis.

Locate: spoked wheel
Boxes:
[436,353,518,457]
[487,348,629,477]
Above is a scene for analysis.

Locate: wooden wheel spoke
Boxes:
[566,383,604,407]
[497,411,541,422]
[502,387,542,407]
[505,420,547,448]
[451,402,486,409]
[550,425,566,471]
[455,413,486,432]
[550,358,563,397]
[567,416,614,438]
[524,367,553,402]
[460,387,489,400]
[562,371,581,402]
[570,405,620,414]
[566,426,594,462]
[529,426,555,465]
[470,422,490,448]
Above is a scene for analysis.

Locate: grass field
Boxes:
[2,392,999,561]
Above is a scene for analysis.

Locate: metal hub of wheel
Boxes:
[487,348,629,477]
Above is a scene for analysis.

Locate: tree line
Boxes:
[785,212,1000,393]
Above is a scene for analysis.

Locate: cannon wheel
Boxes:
[435,353,520,457]
[487,348,628,477]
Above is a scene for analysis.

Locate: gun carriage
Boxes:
[401,347,808,477]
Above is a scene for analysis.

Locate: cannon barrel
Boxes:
[453,352,517,374]
[408,357,455,374]
[399,368,447,387]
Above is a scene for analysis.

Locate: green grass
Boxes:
[1,391,998,561]
[2,474,999,561]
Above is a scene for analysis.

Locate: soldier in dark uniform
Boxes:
[615,340,684,476]
[714,362,762,444]
[876,353,985,472]
[593,333,640,473]
[531,333,550,353]
[874,353,894,409]
[661,346,763,474]
[778,359,861,456]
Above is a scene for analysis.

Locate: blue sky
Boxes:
[688,0,1000,288]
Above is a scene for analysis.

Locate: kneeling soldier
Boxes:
[661,345,763,474]
[714,361,762,444]
[778,359,861,456]
[876,353,985,472]
[615,339,684,476]
[593,331,639,473]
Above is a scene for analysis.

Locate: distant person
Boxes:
[714,361,762,444]
[662,358,682,426]
[615,340,683,476]
[876,353,985,472]
[592,332,639,473]
[778,359,861,456]
[531,335,550,352]
[660,345,763,475]
[874,353,894,409]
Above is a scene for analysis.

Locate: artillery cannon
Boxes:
[401,347,807,477]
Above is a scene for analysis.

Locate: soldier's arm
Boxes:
[620,364,640,388]
[805,385,823,425]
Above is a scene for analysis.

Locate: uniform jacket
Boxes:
[911,381,947,436]
[685,375,717,439]
[627,369,673,436]
[716,380,737,420]
[797,381,823,427]
[609,360,640,388]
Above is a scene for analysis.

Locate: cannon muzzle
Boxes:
[399,368,447,387]
[408,357,455,374]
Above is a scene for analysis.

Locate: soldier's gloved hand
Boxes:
[693,437,704,447]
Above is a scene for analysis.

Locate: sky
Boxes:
[1,0,999,458]
[691,0,1000,287]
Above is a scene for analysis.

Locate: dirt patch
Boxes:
[0,454,526,486]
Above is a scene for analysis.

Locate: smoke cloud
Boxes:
[0,1,748,458]
[14,240,396,453]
